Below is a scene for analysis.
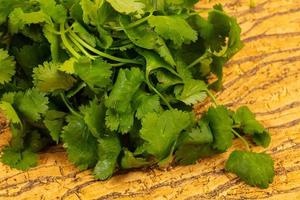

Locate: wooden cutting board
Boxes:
[1,0,300,199]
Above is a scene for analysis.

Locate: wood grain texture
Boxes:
[1,0,300,199]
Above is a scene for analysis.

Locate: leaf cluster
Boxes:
[0,0,273,188]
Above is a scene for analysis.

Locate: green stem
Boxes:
[206,90,218,106]
[232,129,250,151]
[110,63,125,67]
[68,31,142,64]
[67,82,87,98]
[46,26,62,35]
[232,124,241,129]
[68,33,97,60]
[60,24,81,59]
[187,52,209,69]
[146,76,172,110]
[126,13,153,29]
[60,93,81,118]
[103,25,123,31]
[109,44,134,51]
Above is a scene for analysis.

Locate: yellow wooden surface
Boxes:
[1,0,300,199]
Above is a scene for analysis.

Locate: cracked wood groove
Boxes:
[1,0,300,199]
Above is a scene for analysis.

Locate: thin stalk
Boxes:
[68,30,142,64]
[126,14,153,29]
[206,90,218,107]
[60,24,81,59]
[67,82,87,98]
[187,52,209,69]
[103,25,123,31]
[46,26,61,35]
[110,63,125,67]
[232,124,241,129]
[146,76,173,110]
[60,93,81,118]
[68,33,97,60]
[232,129,250,151]
[109,44,134,51]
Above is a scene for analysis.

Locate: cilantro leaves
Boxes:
[205,105,234,152]
[225,151,275,188]
[62,114,98,170]
[0,49,16,84]
[148,15,198,47]
[233,106,271,147]
[139,109,192,160]
[0,0,274,189]
[1,147,38,170]
[33,62,76,93]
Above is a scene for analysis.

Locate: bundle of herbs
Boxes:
[0,0,274,188]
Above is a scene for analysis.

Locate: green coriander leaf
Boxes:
[105,68,144,133]
[43,25,60,62]
[253,132,271,148]
[138,50,179,100]
[105,108,135,134]
[158,142,176,168]
[1,147,38,170]
[233,106,264,134]
[175,120,215,165]
[80,99,106,138]
[205,105,233,152]
[93,134,121,180]
[1,92,16,104]
[79,0,102,26]
[8,8,50,34]
[0,49,16,85]
[44,110,66,143]
[225,150,275,188]
[59,57,76,74]
[166,0,198,8]
[133,90,162,119]
[97,26,113,49]
[95,2,114,48]
[9,125,25,150]
[62,115,98,170]
[174,58,193,80]
[233,106,271,147]
[148,16,198,47]
[0,101,20,124]
[156,71,182,91]
[33,62,76,93]
[177,79,208,105]
[203,8,243,56]
[74,58,112,93]
[138,49,176,74]
[120,149,149,169]
[138,109,192,160]
[0,0,23,25]
[14,89,48,122]
[106,0,145,17]
[105,68,144,113]
[175,144,216,165]
[120,16,175,66]
[39,0,67,24]
[13,43,50,77]
[209,56,225,91]
[26,130,50,152]
[189,8,243,90]
[96,1,114,25]
[178,120,213,146]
